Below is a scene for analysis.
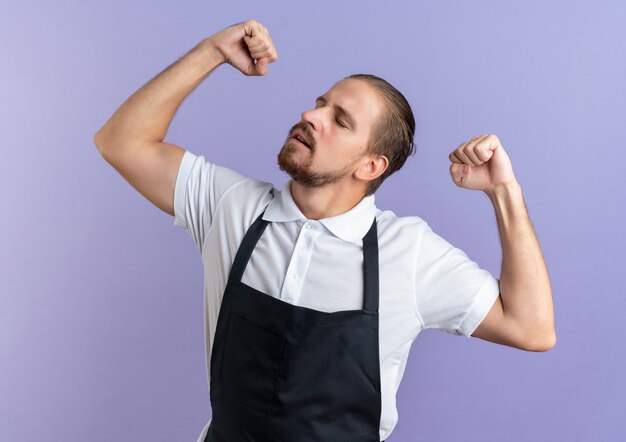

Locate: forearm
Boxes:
[486,182,555,347]
[95,38,224,148]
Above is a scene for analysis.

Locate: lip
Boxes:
[292,129,313,149]
[292,136,311,149]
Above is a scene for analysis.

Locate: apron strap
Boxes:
[228,207,270,283]
[362,217,379,313]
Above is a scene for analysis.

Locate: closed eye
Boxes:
[335,117,347,128]
[315,97,350,129]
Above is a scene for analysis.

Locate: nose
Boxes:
[301,107,322,132]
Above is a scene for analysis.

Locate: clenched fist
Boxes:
[208,19,278,76]
[448,134,518,194]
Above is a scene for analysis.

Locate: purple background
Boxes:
[2,1,624,441]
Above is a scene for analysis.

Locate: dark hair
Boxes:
[345,74,416,196]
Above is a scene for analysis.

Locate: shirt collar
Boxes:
[263,180,377,244]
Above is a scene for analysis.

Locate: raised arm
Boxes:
[93,20,278,216]
[448,134,556,352]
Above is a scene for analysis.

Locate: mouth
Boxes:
[291,130,312,149]
[292,136,310,149]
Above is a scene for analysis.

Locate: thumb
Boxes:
[450,163,467,185]
[253,57,269,76]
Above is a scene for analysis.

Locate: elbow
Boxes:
[94,129,118,161]
[525,331,557,352]
[94,130,108,156]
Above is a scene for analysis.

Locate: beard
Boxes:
[277,123,355,187]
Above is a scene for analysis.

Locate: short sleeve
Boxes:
[173,150,249,251]
[414,223,501,337]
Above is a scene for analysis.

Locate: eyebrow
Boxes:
[315,95,356,129]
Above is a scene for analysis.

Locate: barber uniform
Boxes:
[204,206,385,441]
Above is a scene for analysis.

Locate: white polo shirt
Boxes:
[173,150,500,441]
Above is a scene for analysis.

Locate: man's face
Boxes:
[277,79,384,187]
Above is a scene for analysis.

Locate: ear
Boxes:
[355,154,389,182]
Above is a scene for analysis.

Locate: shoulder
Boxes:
[217,175,276,216]
[373,209,436,270]
[375,208,431,240]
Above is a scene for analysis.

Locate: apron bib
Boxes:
[205,206,383,441]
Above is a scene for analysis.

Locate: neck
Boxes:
[289,180,367,220]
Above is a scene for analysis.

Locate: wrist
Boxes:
[197,37,227,66]
[485,180,522,201]
[485,181,527,222]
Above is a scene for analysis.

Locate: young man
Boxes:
[94,20,555,442]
